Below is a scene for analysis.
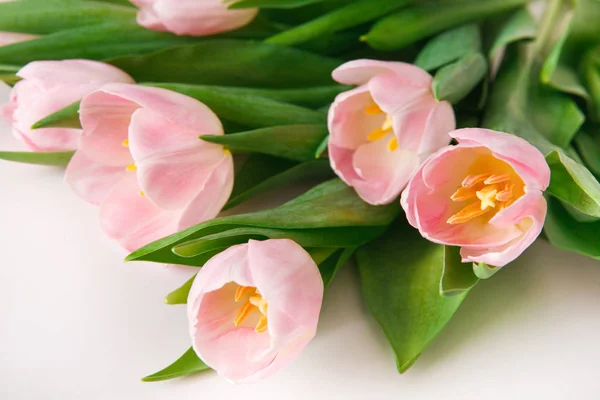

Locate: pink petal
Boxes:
[351,138,420,205]
[65,150,126,205]
[99,174,180,251]
[332,59,432,87]
[368,70,432,115]
[417,100,455,154]
[79,90,138,166]
[327,85,383,150]
[178,154,234,229]
[461,193,547,267]
[328,144,361,187]
[148,0,258,36]
[450,128,550,190]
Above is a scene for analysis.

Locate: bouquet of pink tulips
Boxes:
[1,0,600,384]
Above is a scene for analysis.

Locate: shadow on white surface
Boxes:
[1,84,600,399]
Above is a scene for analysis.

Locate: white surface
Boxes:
[1,85,600,400]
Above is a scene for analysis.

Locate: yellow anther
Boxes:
[139,191,145,197]
[234,301,256,327]
[367,128,389,142]
[461,173,490,188]
[447,202,491,225]
[126,163,137,172]
[476,187,498,210]
[484,173,510,185]
[235,286,255,302]
[451,186,477,202]
[387,137,399,152]
[255,315,268,333]
[249,295,268,315]
[381,114,393,131]
[364,104,383,115]
[223,149,231,156]
[122,139,129,147]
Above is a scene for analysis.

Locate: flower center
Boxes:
[233,285,268,333]
[364,104,398,152]
[447,173,519,224]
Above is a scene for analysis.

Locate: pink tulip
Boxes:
[328,59,456,206]
[130,0,258,36]
[0,32,39,47]
[401,128,550,267]
[65,83,234,251]
[187,239,323,383]
[0,60,134,151]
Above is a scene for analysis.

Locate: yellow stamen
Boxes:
[235,286,255,302]
[387,137,399,152]
[495,184,514,202]
[122,139,129,147]
[484,173,510,185]
[476,186,498,210]
[451,186,477,202]
[223,149,231,156]
[139,191,145,197]
[249,295,268,315]
[367,128,389,142]
[447,202,492,224]
[381,114,393,131]
[126,163,137,172]
[255,315,268,333]
[462,173,490,188]
[364,104,383,115]
[234,301,256,327]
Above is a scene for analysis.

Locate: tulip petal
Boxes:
[328,144,361,186]
[65,150,126,206]
[99,174,180,251]
[178,154,234,230]
[0,31,39,47]
[332,59,432,87]
[451,128,550,190]
[79,90,138,166]
[369,71,431,116]
[128,107,226,210]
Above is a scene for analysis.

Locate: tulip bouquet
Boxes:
[1,0,600,386]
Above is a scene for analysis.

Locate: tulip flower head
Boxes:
[328,59,456,205]
[187,239,324,383]
[402,128,550,268]
[65,83,233,251]
[130,0,258,36]
[1,60,134,151]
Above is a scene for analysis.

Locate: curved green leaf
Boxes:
[489,8,537,60]
[265,0,410,46]
[363,0,525,51]
[109,40,341,88]
[415,24,481,71]
[0,150,74,166]
[0,0,135,34]
[126,179,400,264]
[202,125,328,162]
[32,101,81,130]
[440,246,479,297]
[142,347,209,382]
[356,220,467,373]
[229,0,331,8]
[432,53,487,104]
[164,275,196,305]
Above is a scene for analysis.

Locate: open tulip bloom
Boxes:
[2,0,600,390]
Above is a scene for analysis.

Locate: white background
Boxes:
[1,84,600,400]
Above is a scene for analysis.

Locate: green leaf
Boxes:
[472,262,501,279]
[319,247,356,288]
[0,150,74,166]
[415,24,481,71]
[356,220,467,373]
[544,196,600,260]
[530,87,584,148]
[230,154,295,200]
[488,8,537,60]
[142,347,210,382]
[164,275,196,305]
[440,246,479,298]
[363,0,526,51]
[0,0,135,34]
[225,159,335,210]
[126,179,400,265]
[432,53,487,104]
[314,135,329,158]
[31,101,81,130]
[265,0,410,46]
[546,150,600,218]
[229,0,333,8]
[202,125,328,162]
[109,39,341,88]
[574,131,600,177]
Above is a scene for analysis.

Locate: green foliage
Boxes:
[142,347,209,382]
[0,151,74,166]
